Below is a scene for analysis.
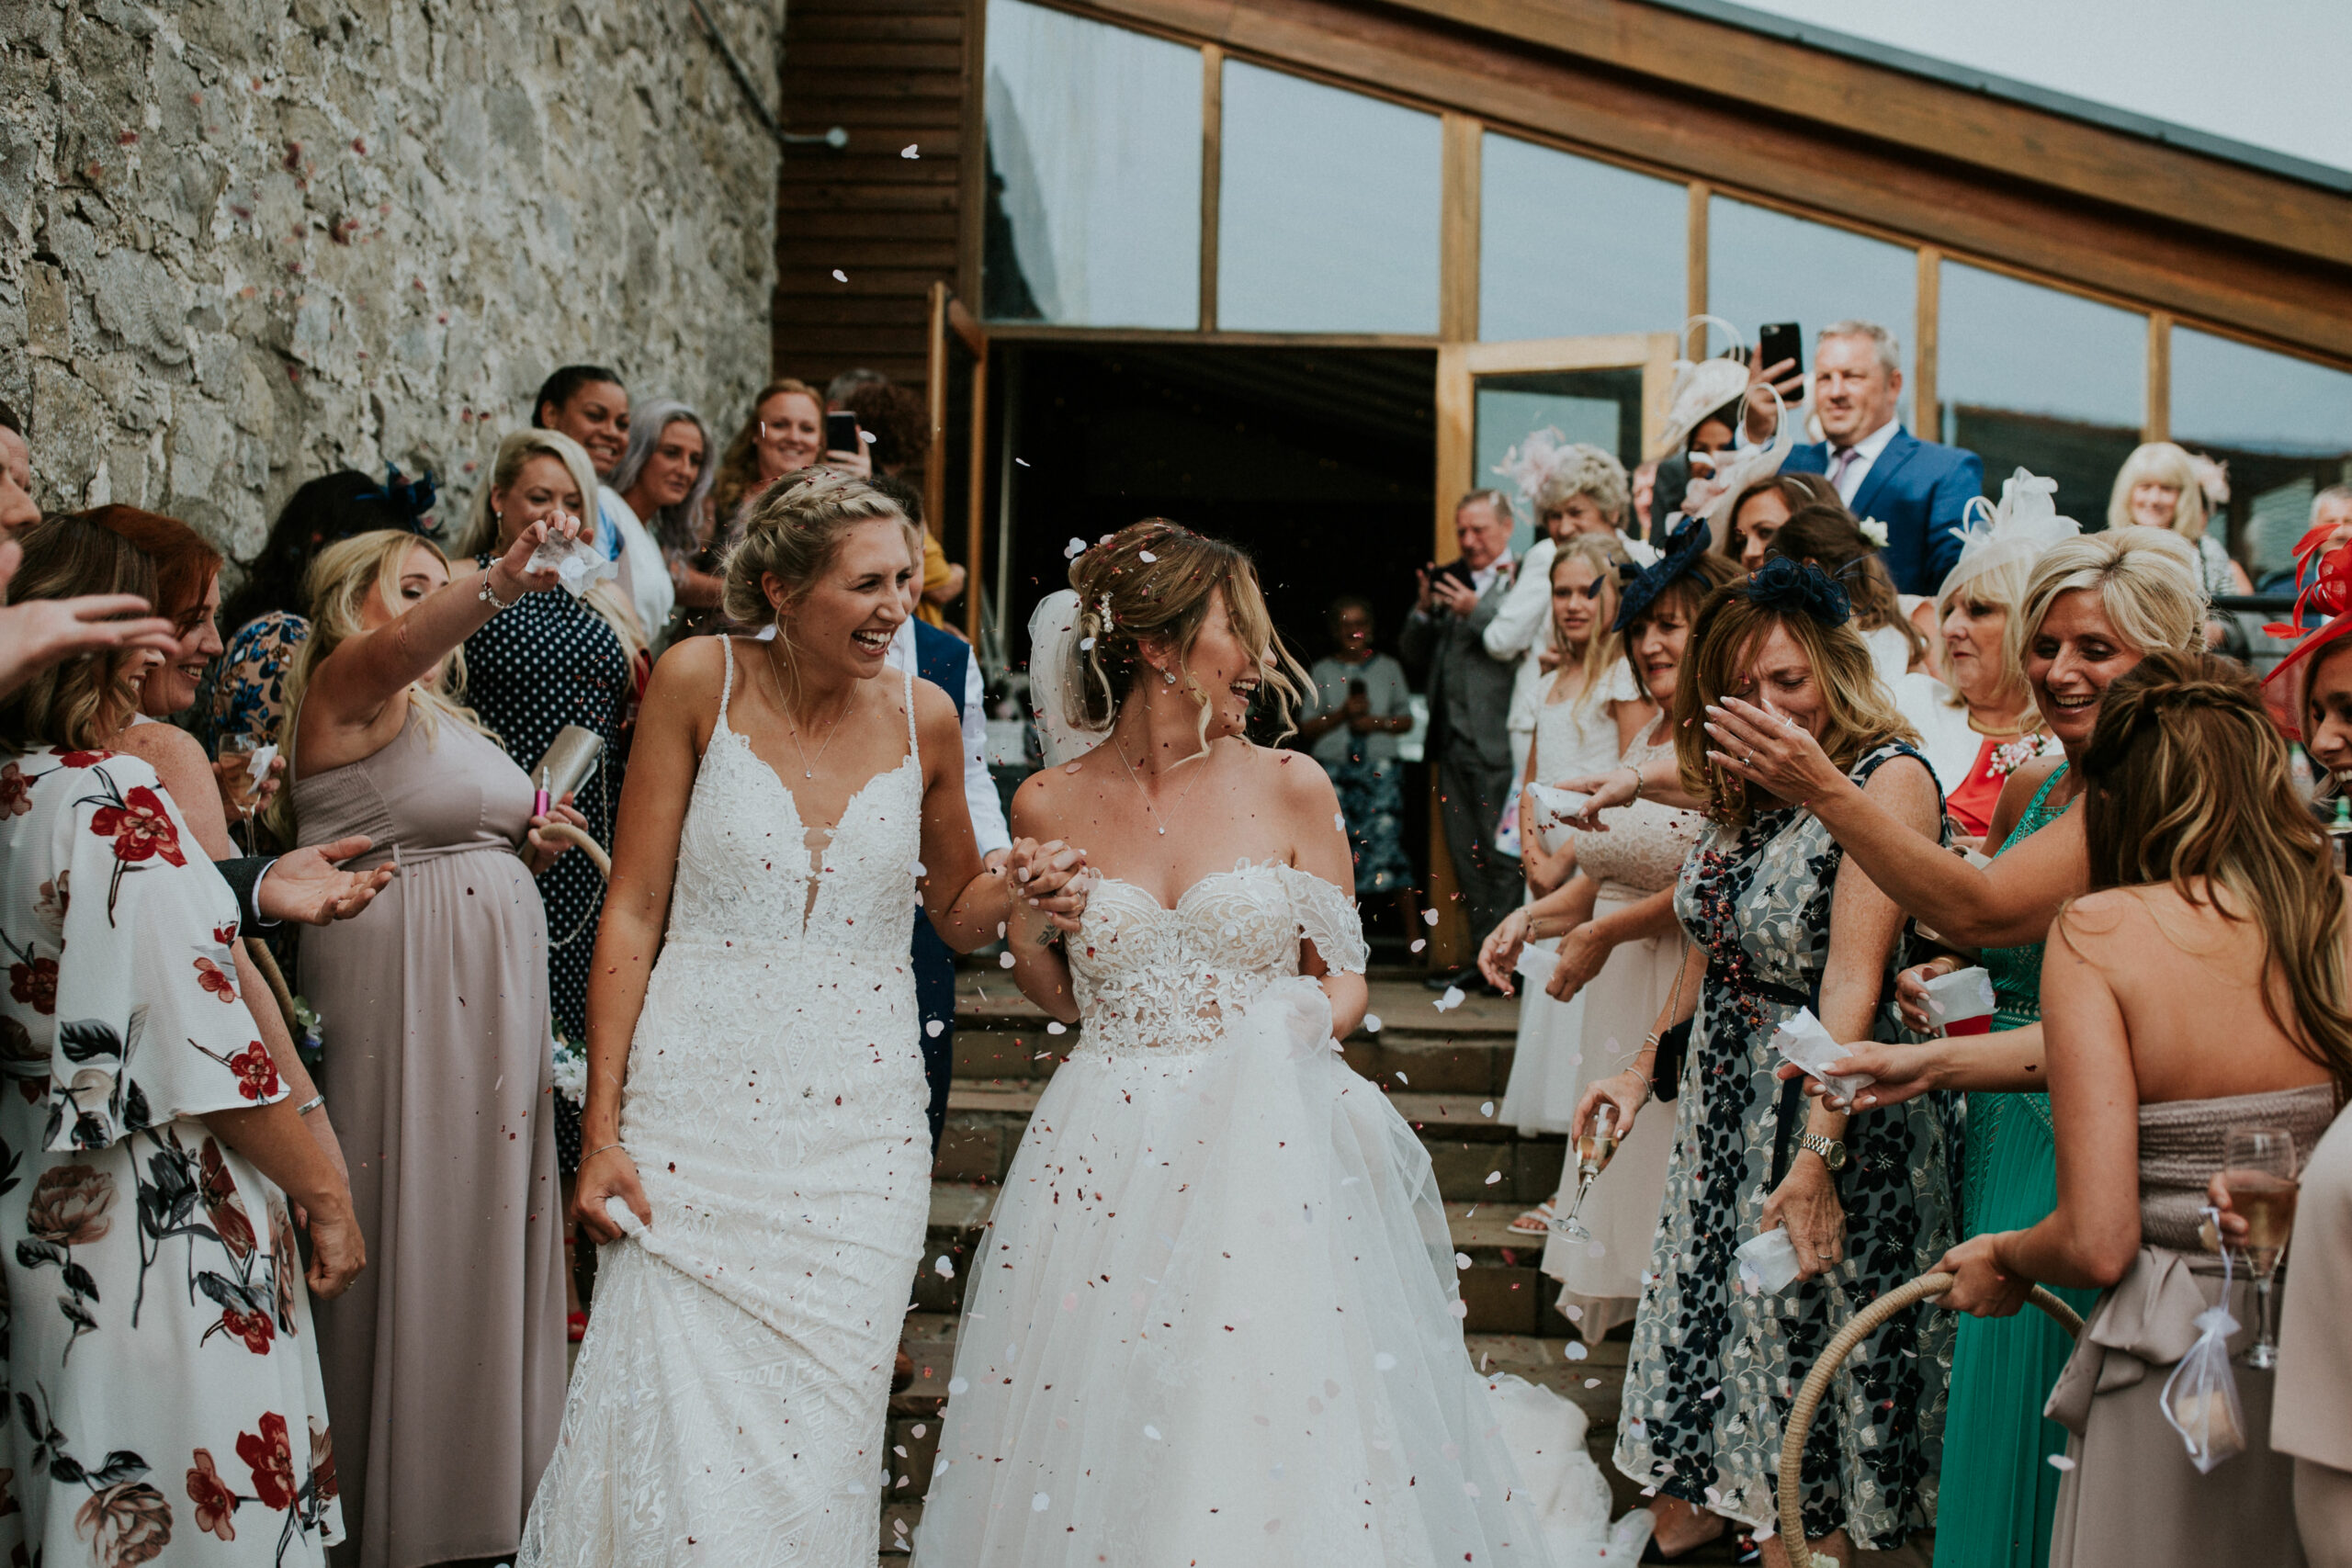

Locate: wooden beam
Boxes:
[1037,0,2352,365]
[956,0,989,303]
[1686,181,1708,357]
[926,282,951,534]
[1441,111,1481,341]
[1915,245,1940,441]
[1200,44,1224,331]
[2148,311,2172,443]
[967,350,989,641]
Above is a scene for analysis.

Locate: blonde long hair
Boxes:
[2017,528,2206,673]
[2106,442,2211,541]
[455,430,645,657]
[1550,534,1631,712]
[270,532,495,834]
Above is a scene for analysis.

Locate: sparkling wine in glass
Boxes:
[2222,1124,2299,1370]
[1554,1101,1619,1244]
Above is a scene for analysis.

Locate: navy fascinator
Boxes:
[1742,556,1851,627]
[352,463,438,534]
[1611,514,1713,633]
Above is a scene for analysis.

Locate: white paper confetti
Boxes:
[1435,987,1466,1012]
[1363,1013,1383,1032]
[1144,1424,1162,1440]
[1080,637,1095,650]
[1411,938,1427,953]
[1394,1070,1409,1085]
[924,1020,944,1038]
[1422,908,1441,926]
[934,1255,955,1278]
[1031,1492,1051,1512]
[948,1376,969,1395]
[1585,1377,1601,1388]
[1334,812,1346,833]
[1046,1021,1067,1035]
[911,1423,927,1438]
[901,142,921,158]
[2047,1453,2076,1472]
[1374,1352,1398,1371]
[998,952,1015,968]
[1453,1251,1472,1269]
[831,268,848,282]
[245,742,279,786]
[1566,1340,1589,1360]
[1065,536,1086,558]
[1138,549,1158,562]
[1483,1170,1502,1186]
[1449,1299,1469,1318]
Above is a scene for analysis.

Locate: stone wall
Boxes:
[0,0,782,557]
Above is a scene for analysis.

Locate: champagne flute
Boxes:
[2221,1123,2299,1370]
[1553,1100,1619,1244]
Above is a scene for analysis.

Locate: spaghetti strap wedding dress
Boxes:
[520,637,933,1568]
[911,856,1613,1566]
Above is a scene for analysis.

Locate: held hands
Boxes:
[523,791,590,874]
[255,835,397,925]
[1476,908,1529,992]
[1762,1153,1846,1280]
[573,1143,651,1244]
[1702,696,1845,804]
[1931,1231,2031,1316]
[1572,1071,1648,1146]
[1008,838,1091,938]
[1774,1041,1941,1111]
[492,507,584,600]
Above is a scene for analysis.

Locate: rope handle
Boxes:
[526,821,612,880]
[1775,1271,2085,1566]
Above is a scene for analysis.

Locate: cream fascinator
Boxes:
[1655,316,1755,460]
[1934,468,2081,605]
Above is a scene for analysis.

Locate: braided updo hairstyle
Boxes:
[1063,520,1309,751]
[722,466,911,635]
[2075,649,2352,1100]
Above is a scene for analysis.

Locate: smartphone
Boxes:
[825,410,862,455]
[1758,321,1804,382]
[1430,559,1477,594]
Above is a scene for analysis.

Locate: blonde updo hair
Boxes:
[1065,520,1310,754]
[2106,442,2211,541]
[2017,527,2205,671]
[720,468,911,652]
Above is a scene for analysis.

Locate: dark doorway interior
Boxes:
[997,344,1441,946]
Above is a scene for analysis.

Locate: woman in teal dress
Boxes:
[1699,520,2209,1568]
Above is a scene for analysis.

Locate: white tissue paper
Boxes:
[1770,1007,1874,1101]
[1736,1228,1804,1293]
[1922,965,1996,1037]
[1513,942,1556,987]
[526,532,620,597]
[1525,784,1593,853]
[244,742,278,785]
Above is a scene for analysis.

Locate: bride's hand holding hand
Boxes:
[1011,838,1091,937]
[573,1141,652,1243]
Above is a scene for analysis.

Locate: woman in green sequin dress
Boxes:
[1700,523,2209,1568]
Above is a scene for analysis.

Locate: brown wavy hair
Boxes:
[1671,581,1918,825]
[0,508,220,750]
[1723,471,1839,559]
[711,378,824,527]
[1066,520,1310,758]
[2074,650,2352,1100]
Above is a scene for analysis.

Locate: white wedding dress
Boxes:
[910,858,1621,1567]
[520,639,933,1567]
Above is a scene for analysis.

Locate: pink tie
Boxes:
[1828,446,1858,491]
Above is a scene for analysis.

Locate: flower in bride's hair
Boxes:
[1742,557,1852,627]
[1857,517,1890,549]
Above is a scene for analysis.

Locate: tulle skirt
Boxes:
[1500,936,1589,1135]
[911,978,1614,1567]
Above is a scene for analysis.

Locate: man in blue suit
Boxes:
[1751,320,1983,595]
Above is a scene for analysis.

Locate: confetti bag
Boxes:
[1922,965,1996,1036]
[526,530,620,597]
[1769,1007,1873,1101]
[2158,1221,2247,1473]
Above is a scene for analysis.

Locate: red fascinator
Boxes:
[2261,529,2352,739]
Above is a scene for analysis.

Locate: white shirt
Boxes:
[602,486,675,646]
[885,620,1013,857]
[1469,552,1511,599]
[1826,419,1902,509]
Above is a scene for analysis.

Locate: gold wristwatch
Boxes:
[1798,1133,1848,1171]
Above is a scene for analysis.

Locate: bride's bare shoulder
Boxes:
[1250,742,1340,814]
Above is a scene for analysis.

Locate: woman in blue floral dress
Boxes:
[0,515,363,1566]
[1574,561,1961,1564]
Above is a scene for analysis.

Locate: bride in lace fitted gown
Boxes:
[520,475,1085,1567]
[913,524,1615,1568]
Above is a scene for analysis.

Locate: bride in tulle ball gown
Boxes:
[912,522,1628,1568]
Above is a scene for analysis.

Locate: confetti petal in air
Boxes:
[1046,1021,1067,1035]
[998,952,1015,968]
[948,1376,970,1395]
[831,268,848,282]
[1411,938,1427,953]
[1144,1424,1162,1439]
[1483,1169,1502,1185]
[1363,1013,1383,1032]
[1065,536,1086,558]
[1566,1340,1589,1361]
[1031,1493,1051,1512]
[901,142,921,158]
[1453,1251,1472,1269]
[1435,986,1465,1012]
[1394,1070,1409,1085]
[924,1020,944,1038]
[934,1255,956,1278]
[1138,550,1158,562]
[2047,1454,2076,1471]
[1422,908,1441,926]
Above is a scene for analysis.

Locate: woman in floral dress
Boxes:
[1573,560,1960,1564]
[0,514,364,1566]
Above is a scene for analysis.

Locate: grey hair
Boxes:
[720,468,910,633]
[1818,319,1902,378]
[1532,444,1631,528]
[610,399,717,554]
[2314,484,2352,523]
[1456,489,1516,528]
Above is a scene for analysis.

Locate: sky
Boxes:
[1728,0,2352,175]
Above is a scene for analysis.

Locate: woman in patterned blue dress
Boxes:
[1574,560,1960,1566]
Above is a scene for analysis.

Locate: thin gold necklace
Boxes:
[1964,707,2034,739]
[1114,733,1214,837]
[763,642,854,780]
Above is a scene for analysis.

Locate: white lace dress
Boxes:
[520,641,932,1567]
[912,861,1613,1567]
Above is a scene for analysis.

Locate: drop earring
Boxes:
[1162,669,1178,685]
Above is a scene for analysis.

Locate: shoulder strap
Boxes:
[902,662,920,759]
[716,635,735,729]
[2022,760,2069,818]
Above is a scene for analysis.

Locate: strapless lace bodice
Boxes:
[1068,861,1369,1056]
[664,642,922,954]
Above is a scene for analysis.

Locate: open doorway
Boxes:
[993,342,1438,951]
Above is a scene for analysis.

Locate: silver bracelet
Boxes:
[294,1093,326,1116]
[477,569,516,612]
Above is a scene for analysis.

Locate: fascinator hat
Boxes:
[1933,467,2081,605]
[1655,317,1755,460]
[2259,531,2352,741]
[1612,513,1713,633]
[1744,556,1852,627]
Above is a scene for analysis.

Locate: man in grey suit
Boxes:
[1400,490,1521,991]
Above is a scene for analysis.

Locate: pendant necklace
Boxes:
[1114,733,1213,836]
[767,643,852,779]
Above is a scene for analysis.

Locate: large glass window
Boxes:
[981,0,1202,328]
[1938,262,2144,522]
[1475,368,1645,555]
[2173,327,2352,579]
[1478,134,1685,343]
[1707,197,1915,424]
[1217,62,1442,334]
